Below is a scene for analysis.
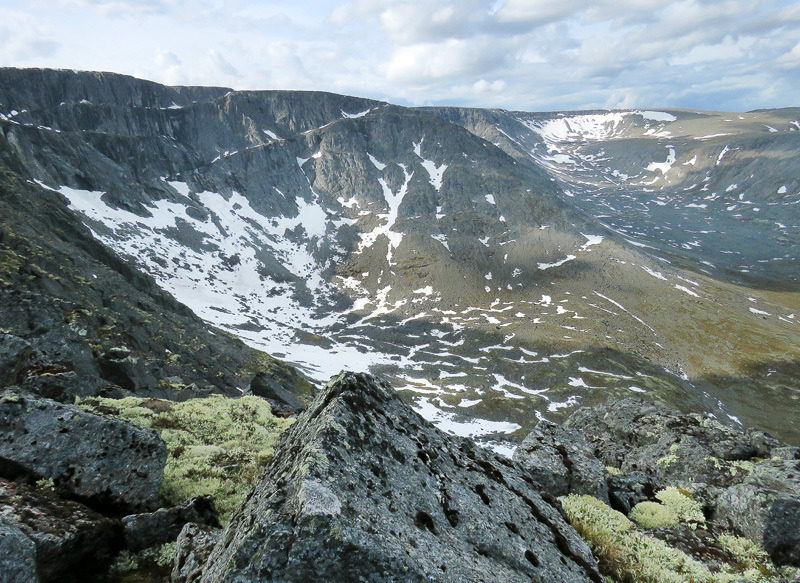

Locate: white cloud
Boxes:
[1,0,798,112]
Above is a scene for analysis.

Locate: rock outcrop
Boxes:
[0,391,166,512]
[513,419,610,502]
[562,398,800,567]
[199,372,603,583]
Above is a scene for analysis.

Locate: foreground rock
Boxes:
[564,398,800,567]
[199,372,602,583]
[0,391,166,512]
[513,419,609,503]
[0,478,117,582]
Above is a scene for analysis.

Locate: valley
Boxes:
[2,68,798,448]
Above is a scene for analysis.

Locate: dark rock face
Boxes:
[122,496,219,552]
[606,471,664,515]
[0,520,38,583]
[247,371,304,415]
[564,398,800,566]
[513,419,609,502]
[0,391,166,512]
[200,372,602,583]
[171,523,221,583]
[0,478,117,582]
[0,333,34,387]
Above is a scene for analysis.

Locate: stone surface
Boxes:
[0,391,166,512]
[606,471,664,515]
[122,496,219,552]
[514,419,609,502]
[565,398,800,567]
[0,478,117,582]
[0,333,34,388]
[200,372,602,583]
[0,520,38,583]
[171,523,221,583]
[247,371,304,415]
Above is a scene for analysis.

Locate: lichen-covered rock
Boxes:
[199,372,603,583]
[565,398,800,567]
[0,391,166,512]
[122,496,219,552]
[715,459,800,567]
[171,523,221,583]
[0,520,38,583]
[514,419,609,502]
[0,478,117,582]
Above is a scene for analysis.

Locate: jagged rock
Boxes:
[513,419,609,502]
[0,391,166,512]
[565,398,800,567]
[0,521,38,583]
[0,333,34,387]
[247,371,304,415]
[714,459,800,567]
[0,478,117,582]
[607,471,664,515]
[122,496,220,552]
[564,398,780,490]
[199,372,602,583]
[171,523,221,583]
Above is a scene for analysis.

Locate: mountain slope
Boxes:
[2,68,797,446]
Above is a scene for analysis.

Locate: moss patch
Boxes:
[559,494,795,583]
[79,395,294,524]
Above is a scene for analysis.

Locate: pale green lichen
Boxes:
[656,454,678,467]
[559,494,791,583]
[707,456,755,477]
[656,487,705,527]
[630,501,679,529]
[605,466,622,476]
[79,395,294,525]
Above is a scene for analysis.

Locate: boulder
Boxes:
[564,398,784,502]
[171,523,221,583]
[0,521,38,583]
[606,471,664,515]
[199,372,602,583]
[565,398,800,567]
[0,478,118,582]
[122,496,219,552]
[246,371,304,415]
[714,459,800,566]
[0,391,166,512]
[513,419,609,502]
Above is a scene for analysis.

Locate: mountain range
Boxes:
[1,67,798,449]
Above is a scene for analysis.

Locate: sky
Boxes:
[1,0,799,112]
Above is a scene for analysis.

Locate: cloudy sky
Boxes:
[2,0,799,112]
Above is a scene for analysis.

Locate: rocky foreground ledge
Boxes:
[199,371,602,583]
[2,372,799,582]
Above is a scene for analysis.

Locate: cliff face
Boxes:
[1,67,798,447]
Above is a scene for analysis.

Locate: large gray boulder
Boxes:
[0,391,166,512]
[0,478,117,582]
[199,372,603,583]
[514,419,609,502]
